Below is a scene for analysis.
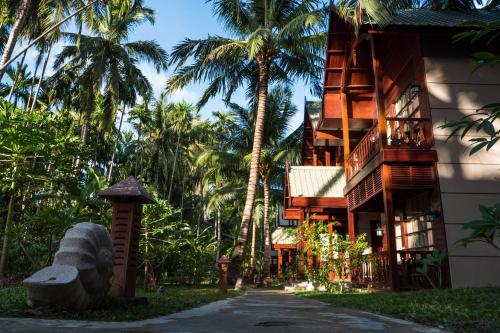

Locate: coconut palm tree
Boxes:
[51,0,167,147]
[167,0,327,288]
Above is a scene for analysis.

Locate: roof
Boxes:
[272,227,298,245]
[99,176,156,204]
[363,9,500,28]
[289,166,345,198]
[305,101,321,130]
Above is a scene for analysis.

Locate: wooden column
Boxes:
[99,177,156,298]
[370,34,387,146]
[341,92,350,167]
[325,149,331,166]
[381,165,398,291]
[348,212,355,241]
[277,248,283,279]
[328,222,335,281]
[298,209,306,275]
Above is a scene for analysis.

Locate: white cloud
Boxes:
[138,62,167,97]
[169,87,199,103]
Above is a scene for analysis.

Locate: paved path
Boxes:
[1,289,446,333]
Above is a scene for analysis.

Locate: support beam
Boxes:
[277,248,283,279]
[348,212,355,241]
[381,164,399,291]
[369,34,387,146]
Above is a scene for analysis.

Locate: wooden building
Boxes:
[280,8,500,290]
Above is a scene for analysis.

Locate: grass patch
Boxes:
[0,286,242,321]
[297,287,500,333]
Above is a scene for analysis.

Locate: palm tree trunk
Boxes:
[248,215,257,283]
[262,176,272,283]
[74,112,90,168]
[0,172,17,279]
[107,107,126,182]
[25,51,42,112]
[216,210,222,259]
[0,0,99,74]
[7,46,29,102]
[167,133,181,202]
[0,0,31,82]
[230,62,269,289]
[30,42,53,112]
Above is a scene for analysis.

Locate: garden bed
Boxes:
[0,286,242,321]
[297,287,500,333]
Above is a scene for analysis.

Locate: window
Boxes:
[392,83,421,118]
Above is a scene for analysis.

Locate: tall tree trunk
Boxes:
[0,0,31,82]
[216,210,221,259]
[230,62,269,289]
[0,172,17,279]
[167,133,181,202]
[30,42,53,112]
[25,51,42,112]
[248,215,257,283]
[107,106,126,182]
[74,112,90,168]
[7,46,29,102]
[262,176,272,283]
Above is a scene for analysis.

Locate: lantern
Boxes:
[375,224,384,237]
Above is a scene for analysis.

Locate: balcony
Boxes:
[351,250,437,290]
[346,117,433,180]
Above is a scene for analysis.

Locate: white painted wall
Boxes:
[425,57,500,288]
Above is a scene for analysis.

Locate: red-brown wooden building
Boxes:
[279,8,500,290]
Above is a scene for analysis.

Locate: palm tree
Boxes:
[167,0,327,288]
[0,0,32,82]
[51,0,167,151]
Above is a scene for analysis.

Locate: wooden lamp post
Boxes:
[99,176,156,298]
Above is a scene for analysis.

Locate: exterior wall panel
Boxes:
[425,56,500,288]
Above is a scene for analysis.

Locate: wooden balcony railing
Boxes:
[346,117,432,179]
[346,125,380,179]
[386,117,431,148]
[351,250,435,290]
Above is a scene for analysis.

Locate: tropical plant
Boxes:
[415,249,448,289]
[167,0,327,287]
[51,0,167,143]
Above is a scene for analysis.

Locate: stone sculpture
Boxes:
[23,222,114,310]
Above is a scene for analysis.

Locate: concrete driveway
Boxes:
[1,289,447,333]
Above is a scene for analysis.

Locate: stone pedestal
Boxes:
[99,177,156,298]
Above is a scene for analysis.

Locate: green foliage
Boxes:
[441,103,500,155]
[458,204,500,251]
[0,286,242,321]
[140,198,217,287]
[297,218,369,293]
[415,249,447,289]
[298,287,500,333]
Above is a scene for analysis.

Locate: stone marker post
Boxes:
[217,255,230,294]
[99,177,156,298]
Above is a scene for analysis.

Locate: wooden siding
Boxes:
[425,56,500,288]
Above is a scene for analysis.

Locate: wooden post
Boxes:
[370,34,387,146]
[348,212,355,241]
[217,255,230,294]
[99,177,156,298]
[381,165,398,291]
[277,248,283,279]
[328,222,335,281]
[341,92,350,168]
